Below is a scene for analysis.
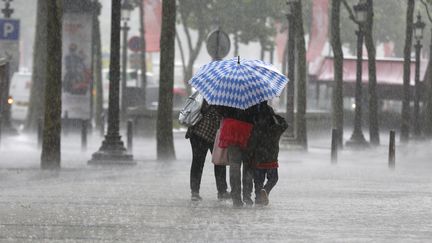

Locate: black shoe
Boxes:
[191,192,202,201]
[259,189,269,206]
[243,197,254,206]
[233,199,244,208]
[217,191,231,200]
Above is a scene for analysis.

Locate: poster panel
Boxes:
[143,0,162,52]
[62,12,93,119]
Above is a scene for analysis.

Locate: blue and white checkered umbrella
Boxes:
[188,57,289,110]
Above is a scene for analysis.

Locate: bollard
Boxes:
[81,119,88,152]
[331,128,338,164]
[0,118,2,148]
[388,130,395,169]
[37,118,43,148]
[63,111,69,136]
[127,120,133,152]
[100,113,105,137]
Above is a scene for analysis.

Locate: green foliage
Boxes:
[177,0,312,53]
[340,0,411,57]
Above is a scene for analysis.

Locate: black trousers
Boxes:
[254,168,278,198]
[190,133,228,194]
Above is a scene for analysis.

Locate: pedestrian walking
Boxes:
[216,105,258,207]
[186,100,230,201]
[247,101,288,205]
[187,57,289,207]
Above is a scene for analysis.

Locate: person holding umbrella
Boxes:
[186,100,230,201]
[189,57,288,207]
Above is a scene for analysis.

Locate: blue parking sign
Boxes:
[0,19,20,40]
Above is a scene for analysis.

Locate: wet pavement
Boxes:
[0,131,432,242]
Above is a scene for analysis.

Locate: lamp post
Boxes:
[284,0,297,140]
[413,12,425,138]
[89,0,134,165]
[346,0,368,147]
[1,0,13,18]
[120,0,133,123]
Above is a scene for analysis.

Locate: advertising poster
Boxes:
[62,12,93,119]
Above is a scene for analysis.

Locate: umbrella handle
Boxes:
[237,56,240,64]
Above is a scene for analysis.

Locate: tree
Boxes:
[26,0,48,132]
[137,0,147,107]
[330,0,344,147]
[364,0,380,145]
[177,0,210,94]
[401,0,415,143]
[156,0,176,160]
[340,0,406,57]
[41,0,62,169]
[421,0,432,137]
[294,1,308,150]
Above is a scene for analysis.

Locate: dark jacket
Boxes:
[215,104,260,124]
[247,103,288,164]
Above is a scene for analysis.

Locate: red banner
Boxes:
[307,0,329,62]
[143,0,162,52]
[275,22,288,64]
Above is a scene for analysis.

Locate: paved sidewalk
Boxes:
[0,132,432,242]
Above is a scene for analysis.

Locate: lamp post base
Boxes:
[88,135,135,165]
[345,132,369,148]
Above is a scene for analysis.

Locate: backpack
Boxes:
[178,91,204,127]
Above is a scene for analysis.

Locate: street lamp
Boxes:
[282,0,298,142]
[413,12,425,138]
[121,0,134,123]
[89,0,134,165]
[346,0,368,147]
[1,0,14,18]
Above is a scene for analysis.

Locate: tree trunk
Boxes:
[401,0,415,143]
[260,37,265,60]
[156,0,176,160]
[234,31,239,56]
[26,0,48,132]
[178,2,206,95]
[294,1,308,150]
[41,0,62,169]
[365,0,380,145]
[94,2,103,128]
[286,14,296,138]
[424,32,432,137]
[330,0,344,147]
[139,0,147,107]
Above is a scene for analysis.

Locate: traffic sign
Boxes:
[0,19,19,40]
[128,36,141,52]
[206,29,230,60]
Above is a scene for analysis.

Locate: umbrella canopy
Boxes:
[188,57,289,110]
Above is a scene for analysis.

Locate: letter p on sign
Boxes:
[0,19,20,40]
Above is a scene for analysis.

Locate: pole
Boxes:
[331,128,338,163]
[346,27,368,147]
[388,130,395,169]
[37,118,43,148]
[413,41,422,138]
[81,119,88,151]
[121,21,129,123]
[139,0,147,106]
[127,120,133,152]
[89,0,134,165]
[100,112,105,137]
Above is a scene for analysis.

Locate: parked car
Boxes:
[102,69,187,111]
[9,71,32,122]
